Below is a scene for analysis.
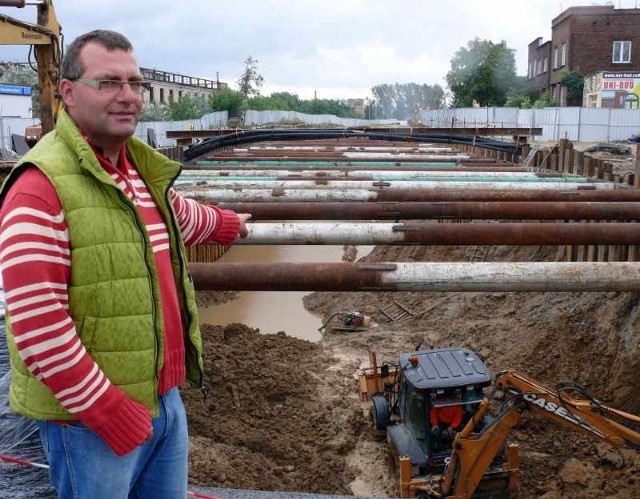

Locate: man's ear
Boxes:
[59,79,75,109]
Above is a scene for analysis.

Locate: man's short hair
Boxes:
[61,30,133,80]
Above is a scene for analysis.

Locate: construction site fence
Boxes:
[419,106,640,143]
[243,109,406,128]
[135,110,229,148]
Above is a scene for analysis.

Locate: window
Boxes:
[159,88,165,104]
[561,42,567,66]
[543,57,548,73]
[613,41,632,63]
[553,46,559,69]
[528,61,533,78]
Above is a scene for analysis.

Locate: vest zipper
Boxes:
[117,190,161,406]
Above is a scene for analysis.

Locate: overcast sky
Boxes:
[0,0,637,100]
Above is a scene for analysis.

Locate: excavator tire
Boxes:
[370,394,390,440]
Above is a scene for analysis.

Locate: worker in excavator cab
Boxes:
[430,393,463,448]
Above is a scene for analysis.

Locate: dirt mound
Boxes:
[186,244,640,498]
[183,323,364,495]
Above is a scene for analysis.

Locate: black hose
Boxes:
[182,129,520,162]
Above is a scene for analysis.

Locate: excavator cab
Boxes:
[369,348,491,477]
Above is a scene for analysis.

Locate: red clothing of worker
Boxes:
[430,404,463,430]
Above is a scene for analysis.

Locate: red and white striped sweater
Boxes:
[0,144,240,456]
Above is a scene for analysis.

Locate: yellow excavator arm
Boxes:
[0,0,62,135]
[429,369,640,498]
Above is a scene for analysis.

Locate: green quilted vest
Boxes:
[0,110,203,419]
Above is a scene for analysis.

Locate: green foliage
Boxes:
[559,69,585,106]
[532,91,558,108]
[237,56,265,97]
[249,92,301,111]
[209,89,246,117]
[504,95,532,108]
[0,63,38,116]
[139,102,169,121]
[245,92,359,118]
[298,98,359,118]
[370,82,445,120]
[166,94,209,120]
[446,38,518,107]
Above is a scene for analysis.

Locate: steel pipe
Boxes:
[179,169,538,178]
[175,179,591,190]
[184,163,524,172]
[189,262,640,292]
[177,183,618,203]
[236,222,640,245]
[216,201,640,221]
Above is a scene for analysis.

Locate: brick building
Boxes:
[527,4,640,106]
[140,67,228,106]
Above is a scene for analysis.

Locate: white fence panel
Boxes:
[135,111,228,147]
[419,106,640,143]
[609,109,640,142]
[578,108,610,142]
[531,108,559,141]
[556,107,581,142]
[493,108,519,128]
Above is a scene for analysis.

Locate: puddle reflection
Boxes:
[198,245,373,342]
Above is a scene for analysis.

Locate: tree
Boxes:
[139,102,169,122]
[209,89,246,117]
[370,83,445,120]
[446,38,518,108]
[559,69,585,106]
[237,56,264,97]
[166,94,209,120]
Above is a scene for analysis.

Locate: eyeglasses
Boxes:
[72,78,151,94]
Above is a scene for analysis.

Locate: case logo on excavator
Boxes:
[521,393,606,438]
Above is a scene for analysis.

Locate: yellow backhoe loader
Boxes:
[0,0,62,145]
[359,347,640,498]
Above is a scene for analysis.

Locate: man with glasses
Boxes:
[0,30,250,498]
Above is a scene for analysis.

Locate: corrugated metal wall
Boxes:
[134,110,228,147]
[420,107,640,142]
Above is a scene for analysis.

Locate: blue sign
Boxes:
[0,84,32,96]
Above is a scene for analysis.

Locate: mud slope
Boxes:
[185,244,640,498]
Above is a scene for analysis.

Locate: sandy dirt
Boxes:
[183,241,640,498]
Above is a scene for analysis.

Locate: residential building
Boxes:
[140,67,228,106]
[527,4,640,106]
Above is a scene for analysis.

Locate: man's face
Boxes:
[59,42,144,146]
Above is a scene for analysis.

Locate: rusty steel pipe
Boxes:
[374,188,640,202]
[189,262,640,292]
[184,164,521,172]
[238,222,640,245]
[178,184,619,204]
[216,201,640,221]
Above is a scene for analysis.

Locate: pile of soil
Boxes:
[185,243,640,498]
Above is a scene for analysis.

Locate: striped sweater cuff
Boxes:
[86,394,152,456]
[213,209,241,245]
